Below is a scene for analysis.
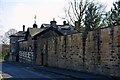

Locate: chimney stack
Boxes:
[33,23,37,28]
[50,18,57,27]
[23,25,25,32]
[63,21,66,25]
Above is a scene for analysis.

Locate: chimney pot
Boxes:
[50,19,57,27]
[23,25,25,32]
[63,21,66,25]
[33,23,37,28]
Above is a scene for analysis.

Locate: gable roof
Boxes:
[25,28,45,40]
[28,28,44,37]
[40,23,77,35]
[24,22,77,39]
[35,26,64,37]
[41,24,50,29]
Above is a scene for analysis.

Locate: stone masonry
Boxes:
[46,25,120,77]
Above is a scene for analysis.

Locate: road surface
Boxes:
[0,62,71,80]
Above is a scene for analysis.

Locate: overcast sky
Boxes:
[0,0,116,36]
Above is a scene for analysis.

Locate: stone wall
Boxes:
[47,26,120,77]
[36,30,62,65]
[36,37,48,65]
[19,40,36,64]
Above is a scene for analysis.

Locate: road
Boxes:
[0,62,71,80]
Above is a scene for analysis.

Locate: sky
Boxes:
[0,0,116,36]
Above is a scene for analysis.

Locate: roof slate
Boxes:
[28,28,45,37]
[40,23,77,35]
[9,31,26,37]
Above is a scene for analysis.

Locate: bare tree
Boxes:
[0,35,4,44]
[64,0,91,30]
[1,29,17,44]
[64,0,107,32]
[1,36,7,44]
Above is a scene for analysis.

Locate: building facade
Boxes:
[9,30,25,61]
[19,23,42,64]
[9,19,120,77]
[18,20,76,65]
[43,25,120,77]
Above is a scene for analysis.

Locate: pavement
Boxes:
[33,66,115,80]
[14,62,116,80]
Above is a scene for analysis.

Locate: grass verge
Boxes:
[0,57,4,62]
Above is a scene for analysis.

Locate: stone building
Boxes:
[18,19,76,65]
[9,26,25,61]
[10,19,120,77]
[44,25,120,77]
[35,20,77,65]
[19,23,43,64]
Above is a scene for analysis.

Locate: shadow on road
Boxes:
[0,61,76,80]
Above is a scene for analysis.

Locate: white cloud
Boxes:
[11,3,35,25]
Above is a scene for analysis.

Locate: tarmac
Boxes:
[33,65,114,80]
[2,62,120,80]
